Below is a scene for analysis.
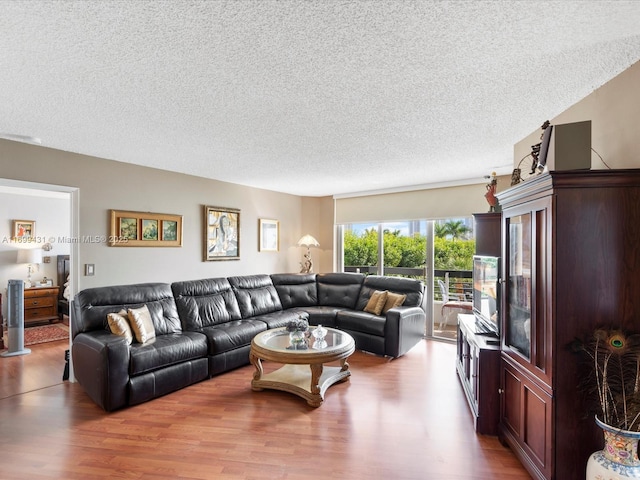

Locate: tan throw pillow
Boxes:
[127,305,156,344]
[383,292,407,313]
[364,290,388,316]
[107,309,133,345]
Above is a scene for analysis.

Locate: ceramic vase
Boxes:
[586,416,640,479]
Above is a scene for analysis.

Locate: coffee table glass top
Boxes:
[253,326,353,353]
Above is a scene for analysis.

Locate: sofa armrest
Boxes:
[72,331,131,411]
[384,306,426,358]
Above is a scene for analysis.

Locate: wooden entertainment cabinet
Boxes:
[455,212,502,435]
[456,314,500,435]
[496,170,640,480]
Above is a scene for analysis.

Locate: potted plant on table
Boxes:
[575,329,640,478]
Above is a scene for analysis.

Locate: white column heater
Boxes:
[1,279,31,357]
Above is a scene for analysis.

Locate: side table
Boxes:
[24,287,60,326]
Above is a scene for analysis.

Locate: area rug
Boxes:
[22,324,69,346]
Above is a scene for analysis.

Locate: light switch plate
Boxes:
[84,264,95,276]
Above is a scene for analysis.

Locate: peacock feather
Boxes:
[575,328,640,431]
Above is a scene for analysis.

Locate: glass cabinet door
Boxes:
[505,213,532,359]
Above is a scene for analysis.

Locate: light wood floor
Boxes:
[0,338,531,479]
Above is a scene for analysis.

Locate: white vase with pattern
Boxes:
[587,417,640,479]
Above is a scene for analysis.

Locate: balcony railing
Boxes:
[343,266,472,301]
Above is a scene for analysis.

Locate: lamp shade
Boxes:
[297,234,319,248]
[16,248,43,265]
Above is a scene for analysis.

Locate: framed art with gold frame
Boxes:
[13,219,35,240]
[258,218,279,252]
[204,205,240,260]
[109,210,182,247]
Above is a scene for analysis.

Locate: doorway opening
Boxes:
[0,178,79,396]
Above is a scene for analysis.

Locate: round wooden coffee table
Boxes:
[249,327,355,407]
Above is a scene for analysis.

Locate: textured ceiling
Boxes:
[1,1,640,197]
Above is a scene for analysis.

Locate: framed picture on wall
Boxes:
[204,205,240,261]
[259,218,279,252]
[162,220,178,241]
[119,217,138,240]
[109,210,182,247]
[141,219,159,241]
[12,219,35,240]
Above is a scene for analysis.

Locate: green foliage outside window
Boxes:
[434,237,474,270]
[343,227,474,271]
[383,229,427,267]
[344,228,378,266]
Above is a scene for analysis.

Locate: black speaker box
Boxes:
[544,120,591,172]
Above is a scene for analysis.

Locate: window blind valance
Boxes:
[334,181,495,224]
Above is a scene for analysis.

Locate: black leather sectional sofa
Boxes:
[71,272,425,411]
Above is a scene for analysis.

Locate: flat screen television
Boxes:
[472,255,500,336]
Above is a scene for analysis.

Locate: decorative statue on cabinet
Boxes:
[484,172,500,212]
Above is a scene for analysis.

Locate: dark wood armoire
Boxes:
[496,169,640,479]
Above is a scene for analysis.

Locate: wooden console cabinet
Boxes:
[496,170,640,480]
[456,314,500,435]
[24,287,60,326]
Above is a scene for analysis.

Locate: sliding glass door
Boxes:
[340,217,474,341]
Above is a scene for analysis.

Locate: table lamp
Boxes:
[16,248,43,288]
[297,234,319,274]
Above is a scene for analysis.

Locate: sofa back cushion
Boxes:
[356,275,424,311]
[228,274,282,318]
[72,283,181,339]
[316,272,364,309]
[270,273,318,309]
[171,278,242,330]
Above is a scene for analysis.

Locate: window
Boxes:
[341,217,475,341]
[342,221,427,278]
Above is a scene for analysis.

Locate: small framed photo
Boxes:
[259,219,279,252]
[13,220,35,239]
[162,220,178,241]
[119,217,138,240]
[141,219,159,241]
[204,205,240,261]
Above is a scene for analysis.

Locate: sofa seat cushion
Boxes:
[201,319,267,355]
[336,310,386,337]
[296,306,342,327]
[129,332,208,376]
[253,310,309,329]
